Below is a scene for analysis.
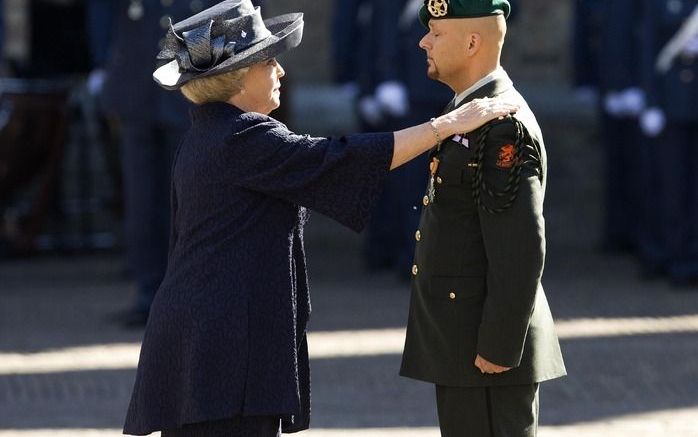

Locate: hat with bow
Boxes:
[153,0,303,90]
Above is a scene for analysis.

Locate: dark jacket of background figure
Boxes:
[400,77,566,387]
[123,102,394,435]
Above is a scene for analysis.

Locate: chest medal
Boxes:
[427,157,440,203]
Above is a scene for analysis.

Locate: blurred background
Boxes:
[0,0,697,436]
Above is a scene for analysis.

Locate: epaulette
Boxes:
[472,115,542,214]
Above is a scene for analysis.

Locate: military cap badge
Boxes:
[426,0,449,18]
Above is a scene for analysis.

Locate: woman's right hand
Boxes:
[438,97,520,137]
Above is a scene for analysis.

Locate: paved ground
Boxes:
[1,89,697,436]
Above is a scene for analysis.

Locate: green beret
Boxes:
[419,0,511,28]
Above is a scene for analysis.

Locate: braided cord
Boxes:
[472,116,542,214]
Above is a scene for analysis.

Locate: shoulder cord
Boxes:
[472,116,542,214]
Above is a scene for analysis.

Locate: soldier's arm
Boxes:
[475,119,546,369]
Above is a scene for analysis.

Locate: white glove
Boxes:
[604,91,625,117]
[375,80,409,118]
[640,107,667,137]
[619,87,646,117]
[87,69,107,96]
[357,95,385,127]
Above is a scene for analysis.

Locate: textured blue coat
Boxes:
[123,102,394,435]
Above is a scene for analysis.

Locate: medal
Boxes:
[427,157,440,203]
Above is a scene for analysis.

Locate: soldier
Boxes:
[88,0,221,326]
[598,0,646,253]
[639,0,698,286]
[399,1,566,435]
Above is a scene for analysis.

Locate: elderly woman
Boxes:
[123,1,518,436]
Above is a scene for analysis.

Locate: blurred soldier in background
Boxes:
[597,0,645,253]
[572,0,603,106]
[87,0,222,327]
[331,0,452,277]
[640,0,698,287]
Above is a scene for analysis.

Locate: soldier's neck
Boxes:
[452,59,501,95]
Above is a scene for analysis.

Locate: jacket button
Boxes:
[415,230,421,241]
[436,176,443,184]
[161,0,173,6]
[412,265,419,276]
[423,195,430,206]
[160,15,171,29]
[449,292,456,300]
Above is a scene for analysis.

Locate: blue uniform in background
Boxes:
[641,0,698,286]
[87,0,221,325]
[598,0,644,252]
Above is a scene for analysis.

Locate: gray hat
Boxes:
[153,0,304,90]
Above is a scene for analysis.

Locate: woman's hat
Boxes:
[153,0,304,90]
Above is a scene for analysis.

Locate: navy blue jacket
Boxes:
[123,102,394,435]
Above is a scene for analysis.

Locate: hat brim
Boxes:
[154,12,304,90]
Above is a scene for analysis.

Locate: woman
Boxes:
[123,1,518,436]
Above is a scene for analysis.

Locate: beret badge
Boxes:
[426,0,449,18]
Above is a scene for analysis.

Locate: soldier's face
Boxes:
[236,58,286,115]
[420,19,473,86]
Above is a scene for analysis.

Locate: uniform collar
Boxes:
[454,67,512,107]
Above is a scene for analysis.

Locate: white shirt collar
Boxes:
[454,67,511,107]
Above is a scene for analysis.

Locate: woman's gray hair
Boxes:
[180,67,250,104]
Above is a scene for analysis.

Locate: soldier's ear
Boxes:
[465,32,482,56]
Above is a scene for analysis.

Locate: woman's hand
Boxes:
[435,97,520,138]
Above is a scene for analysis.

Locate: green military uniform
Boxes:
[399,70,566,436]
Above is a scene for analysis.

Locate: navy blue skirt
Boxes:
[161,416,281,437]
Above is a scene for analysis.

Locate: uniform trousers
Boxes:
[161,416,281,437]
[435,384,539,437]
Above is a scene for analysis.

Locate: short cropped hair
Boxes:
[180,67,250,104]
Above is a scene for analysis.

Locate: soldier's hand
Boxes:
[474,354,512,374]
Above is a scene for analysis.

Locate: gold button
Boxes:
[412,265,419,276]
[415,230,421,241]
[436,176,443,184]
[449,292,456,300]
[423,196,430,206]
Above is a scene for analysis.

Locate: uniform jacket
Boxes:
[400,76,566,387]
[642,0,698,122]
[123,102,394,435]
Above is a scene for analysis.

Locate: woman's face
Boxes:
[234,58,285,114]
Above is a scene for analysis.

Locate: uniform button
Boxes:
[423,195,430,206]
[415,230,421,241]
[681,69,695,83]
[160,15,171,29]
[412,265,419,276]
[436,176,443,184]
[161,0,173,6]
[449,292,456,300]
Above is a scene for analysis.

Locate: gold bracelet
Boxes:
[429,117,442,146]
